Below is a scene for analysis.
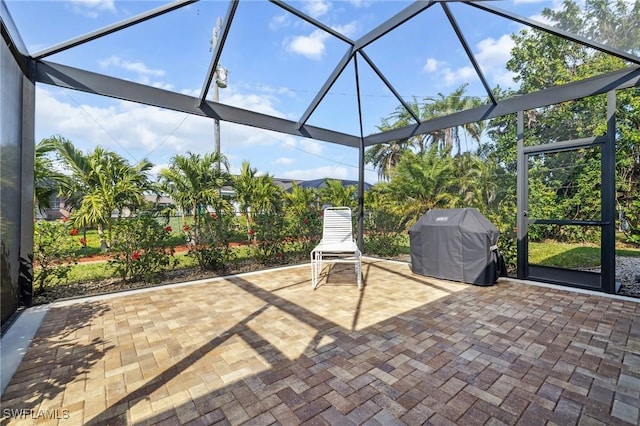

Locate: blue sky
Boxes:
[6,0,560,184]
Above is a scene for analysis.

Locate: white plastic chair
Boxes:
[310,207,362,289]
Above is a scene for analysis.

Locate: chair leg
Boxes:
[356,254,362,290]
[310,251,316,289]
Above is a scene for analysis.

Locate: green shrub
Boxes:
[33,219,78,295]
[184,212,236,272]
[486,201,517,275]
[253,212,287,264]
[110,215,178,282]
[625,198,640,246]
[364,209,405,257]
[286,209,323,254]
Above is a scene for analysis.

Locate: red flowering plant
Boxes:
[252,212,287,265]
[164,225,172,233]
[110,215,178,282]
[70,228,79,236]
[185,209,236,272]
[284,209,322,254]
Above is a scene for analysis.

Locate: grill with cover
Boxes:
[409,208,504,286]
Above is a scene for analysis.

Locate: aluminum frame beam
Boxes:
[270,0,353,45]
[364,66,640,146]
[198,0,238,107]
[35,60,362,148]
[0,2,29,74]
[355,1,436,51]
[296,0,435,130]
[601,91,617,293]
[469,2,640,66]
[441,2,496,105]
[32,0,197,60]
[359,50,421,124]
[297,48,355,129]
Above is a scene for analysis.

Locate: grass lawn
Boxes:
[529,240,640,268]
[55,235,640,285]
[72,228,187,258]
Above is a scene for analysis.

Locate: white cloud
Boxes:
[425,34,517,89]
[332,21,359,39]
[304,0,331,18]
[35,88,198,161]
[222,91,285,118]
[68,0,115,18]
[285,30,329,60]
[475,35,515,70]
[347,0,366,7]
[149,163,169,179]
[34,83,333,182]
[442,66,476,86]
[475,35,517,87]
[273,157,295,165]
[98,56,174,88]
[299,139,323,155]
[269,14,290,31]
[423,58,439,73]
[99,56,165,77]
[279,136,299,150]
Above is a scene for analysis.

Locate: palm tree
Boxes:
[365,87,485,180]
[387,146,456,228]
[423,84,485,155]
[34,136,67,212]
[318,179,357,209]
[364,99,423,180]
[364,139,410,181]
[157,151,230,227]
[233,161,258,233]
[284,183,318,216]
[450,152,499,212]
[233,161,283,239]
[252,174,283,214]
[52,138,153,245]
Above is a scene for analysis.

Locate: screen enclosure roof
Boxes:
[2,0,640,150]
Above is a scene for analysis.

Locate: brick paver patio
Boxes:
[2,259,639,425]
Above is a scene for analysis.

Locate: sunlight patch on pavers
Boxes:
[249,259,469,331]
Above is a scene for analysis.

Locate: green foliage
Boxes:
[33,219,77,295]
[625,198,640,246]
[282,184,323,254]
[158,151,231,225]
[253,212,287,264]
[386,146,456,228]
[364,208,405,257]
[287,210,323,255]
[110,216,178,282]
[486,198,518,274]
[35,137,67,212]
[184,211,237,272]
[52,137,154,245]
[318,179,357,209]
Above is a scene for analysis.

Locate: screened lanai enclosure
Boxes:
[2,0,640,325]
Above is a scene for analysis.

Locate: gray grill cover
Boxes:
[409,208,500,286]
